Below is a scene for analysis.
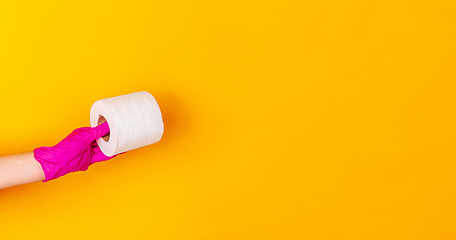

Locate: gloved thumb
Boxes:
[87,121,110,142]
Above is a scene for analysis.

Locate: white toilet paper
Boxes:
[90,91,164,157]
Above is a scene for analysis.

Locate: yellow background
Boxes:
[0,0,455,239]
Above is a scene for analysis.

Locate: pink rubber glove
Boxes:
[34,122,119,182]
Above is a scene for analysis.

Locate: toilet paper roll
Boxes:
[90,91,164,157]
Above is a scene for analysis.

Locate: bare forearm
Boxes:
[0,152,45,190]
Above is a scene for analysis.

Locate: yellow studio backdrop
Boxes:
[0,0,455,239]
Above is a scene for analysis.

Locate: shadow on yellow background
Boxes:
[155,92,192,147]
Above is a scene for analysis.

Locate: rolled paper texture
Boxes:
[90,91,164,157]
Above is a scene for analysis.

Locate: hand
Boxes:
[34,122,120,182]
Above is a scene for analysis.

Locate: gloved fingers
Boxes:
[91,145,124,164]
[86,122,110,143]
